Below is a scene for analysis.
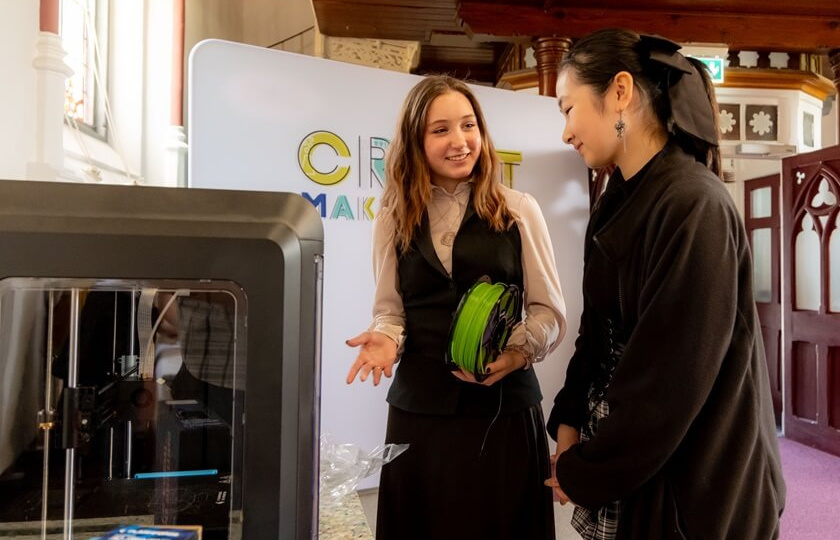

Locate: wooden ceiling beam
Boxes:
[458,3,840,52]
[539,0,840,18]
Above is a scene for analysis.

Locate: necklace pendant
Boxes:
[441,231,456,246]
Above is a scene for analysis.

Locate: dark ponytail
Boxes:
[559,28,722,178]
[682,56,722,177]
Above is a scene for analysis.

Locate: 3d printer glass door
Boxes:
[0,279,246,540]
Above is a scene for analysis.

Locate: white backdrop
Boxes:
[188,39,590,489]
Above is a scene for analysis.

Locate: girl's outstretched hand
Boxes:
[345,331,398,386]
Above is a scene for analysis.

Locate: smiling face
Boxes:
[556,69,622,170]
[423,90,482,192]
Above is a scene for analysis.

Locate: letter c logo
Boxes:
[298,131,351,186]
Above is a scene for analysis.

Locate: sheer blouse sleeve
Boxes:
[369,208,406,351]
[503,189,567,364]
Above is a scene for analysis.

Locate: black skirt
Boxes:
[375,403,555,540]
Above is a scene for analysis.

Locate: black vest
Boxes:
[386,203,543,415]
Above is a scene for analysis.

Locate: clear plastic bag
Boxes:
[319,433,408,500]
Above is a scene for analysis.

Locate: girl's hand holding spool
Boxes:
[451,348,528,386]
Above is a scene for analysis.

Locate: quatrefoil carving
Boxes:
[810,178,837,209]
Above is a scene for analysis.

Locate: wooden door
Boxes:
[782,146,840,456]
[745,174,783,426]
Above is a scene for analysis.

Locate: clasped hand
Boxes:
[543,424,579,505]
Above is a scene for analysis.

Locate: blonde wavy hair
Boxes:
[381,75,514,252]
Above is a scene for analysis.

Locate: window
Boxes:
[62,0,108,139]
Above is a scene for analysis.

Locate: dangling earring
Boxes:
[615,111,627,151]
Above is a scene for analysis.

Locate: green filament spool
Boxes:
[447,277,522,381]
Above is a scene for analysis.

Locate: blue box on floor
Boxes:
[92,525,202,540]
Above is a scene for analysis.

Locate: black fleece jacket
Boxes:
[547,143,785,540]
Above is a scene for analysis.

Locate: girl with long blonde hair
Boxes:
[346,74,567,540]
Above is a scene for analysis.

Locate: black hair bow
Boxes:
[638,34,719,146]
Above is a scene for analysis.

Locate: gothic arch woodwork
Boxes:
[782,147,840,456]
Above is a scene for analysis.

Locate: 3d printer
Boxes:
[0,180,323,540]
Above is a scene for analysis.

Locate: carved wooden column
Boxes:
[533,37,572,97]
[830,49,840,136]
[40,0,59,33]
[171,0,185,127]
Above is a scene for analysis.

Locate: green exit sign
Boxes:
[692,56,725,84]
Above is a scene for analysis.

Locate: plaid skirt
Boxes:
[570,398,621,540]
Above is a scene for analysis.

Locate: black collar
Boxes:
[593,142,698,263]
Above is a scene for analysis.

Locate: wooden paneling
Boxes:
[745,174,783,425]
[831,346,840,430]
[783,146,840,456]
[792,341,818,422]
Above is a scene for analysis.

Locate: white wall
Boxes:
[823,96,838,148]
[143,0,177,186]
[0,0,39,180]
[185,0,243,59]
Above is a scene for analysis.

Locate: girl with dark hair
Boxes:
[544,28,785,540]
[346,74,566,540]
